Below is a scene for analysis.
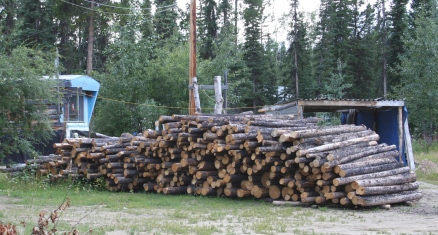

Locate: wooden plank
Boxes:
[193,77,201,114]
[404,117,415,170]
[398,106,403,163]
[188,84,229,90]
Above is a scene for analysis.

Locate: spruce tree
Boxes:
[154,0,179,41]
[242,0,264,110]
[387,0,408,94]
[198,0,218,60]
[17,0,56,49]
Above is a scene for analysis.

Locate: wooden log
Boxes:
[333,167,411,186]
[339,162,404,177]
[313,130,375,145]
[224,187,239,197]
[296,134,380,157]
[224,174,247,183]
[355,182,420,196]
[163,186,188,194]
[272,201,310,206]
[351,172,417,189]
[325,144,396,167]
[268,185,283,199]
[279,125,367,143]
[252,186,269,198]
[334,155,399,174]
[353,191,422,206]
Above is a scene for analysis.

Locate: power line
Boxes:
[55,87,261,111]
[79,0,177,10]
[60,0,177,16]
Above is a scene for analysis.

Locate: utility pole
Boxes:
[86,0,94,76]
[189,0,197,115]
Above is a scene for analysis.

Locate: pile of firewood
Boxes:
[1,113,422,207]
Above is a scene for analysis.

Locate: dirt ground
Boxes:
[1,181,437,235]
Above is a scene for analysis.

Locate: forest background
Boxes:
[1,0,438,158]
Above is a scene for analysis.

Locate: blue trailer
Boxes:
[53,75,100,138]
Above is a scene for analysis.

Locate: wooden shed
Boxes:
[259,99,414,170]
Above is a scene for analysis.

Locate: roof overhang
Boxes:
[298,99,405,113]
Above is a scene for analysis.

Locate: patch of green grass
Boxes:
[192,225,220,235]
[412,140,438,184]
[161,221,190,234]
[252,221,275,235]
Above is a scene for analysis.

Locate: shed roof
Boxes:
[298,99,405,112]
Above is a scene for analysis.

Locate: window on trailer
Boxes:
[64,94,84,122]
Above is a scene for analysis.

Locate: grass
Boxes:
[412,140,438,184]
[0,139,437,234]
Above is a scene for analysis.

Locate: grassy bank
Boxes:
[412,140,438,184]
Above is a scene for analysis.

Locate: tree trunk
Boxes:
[339,162,404,177]
[296,134,380,157]
[280,125,367,143]
[351,172,417,189]
[325,144,397,168]
[333,167,411,186]
[353,191,422,206]
[356,182,419,196]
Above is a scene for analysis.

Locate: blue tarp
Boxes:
[342,107,408,165]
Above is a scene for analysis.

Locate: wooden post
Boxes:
[193,77,201,114]
[86,0,94,76]
[398,106,403,163]
[297,105,303,119]
[223,70,228,114]
[214,76,223,114]
[189,0,196,115]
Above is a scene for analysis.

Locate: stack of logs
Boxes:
[2,113,422,207]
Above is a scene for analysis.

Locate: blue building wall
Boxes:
[343,107,408,165]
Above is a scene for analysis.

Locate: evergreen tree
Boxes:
[410,0,434,22]
[0,0,17,52]
[217,0,233,34]
[154,0,179,41]
[198,0,218,60]
[141,0,154,39]
[348,1,379,98]
[282,0,315,100]
[17,0,56,49]
[314,0,336,97]
[242,0,264,110]
[387,0,408,94]
[398,6,438,137]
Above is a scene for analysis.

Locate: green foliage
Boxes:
[387,0,409,92]
[322,59,352,99]
[398,7,438,137]
[198,0,219,60]
[0,46,56,161]
[145,39,190,114]
[16,0,56,50]
[154,0,180,42]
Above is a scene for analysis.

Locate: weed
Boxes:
[317,215,327,222]
[193,225,220,235]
